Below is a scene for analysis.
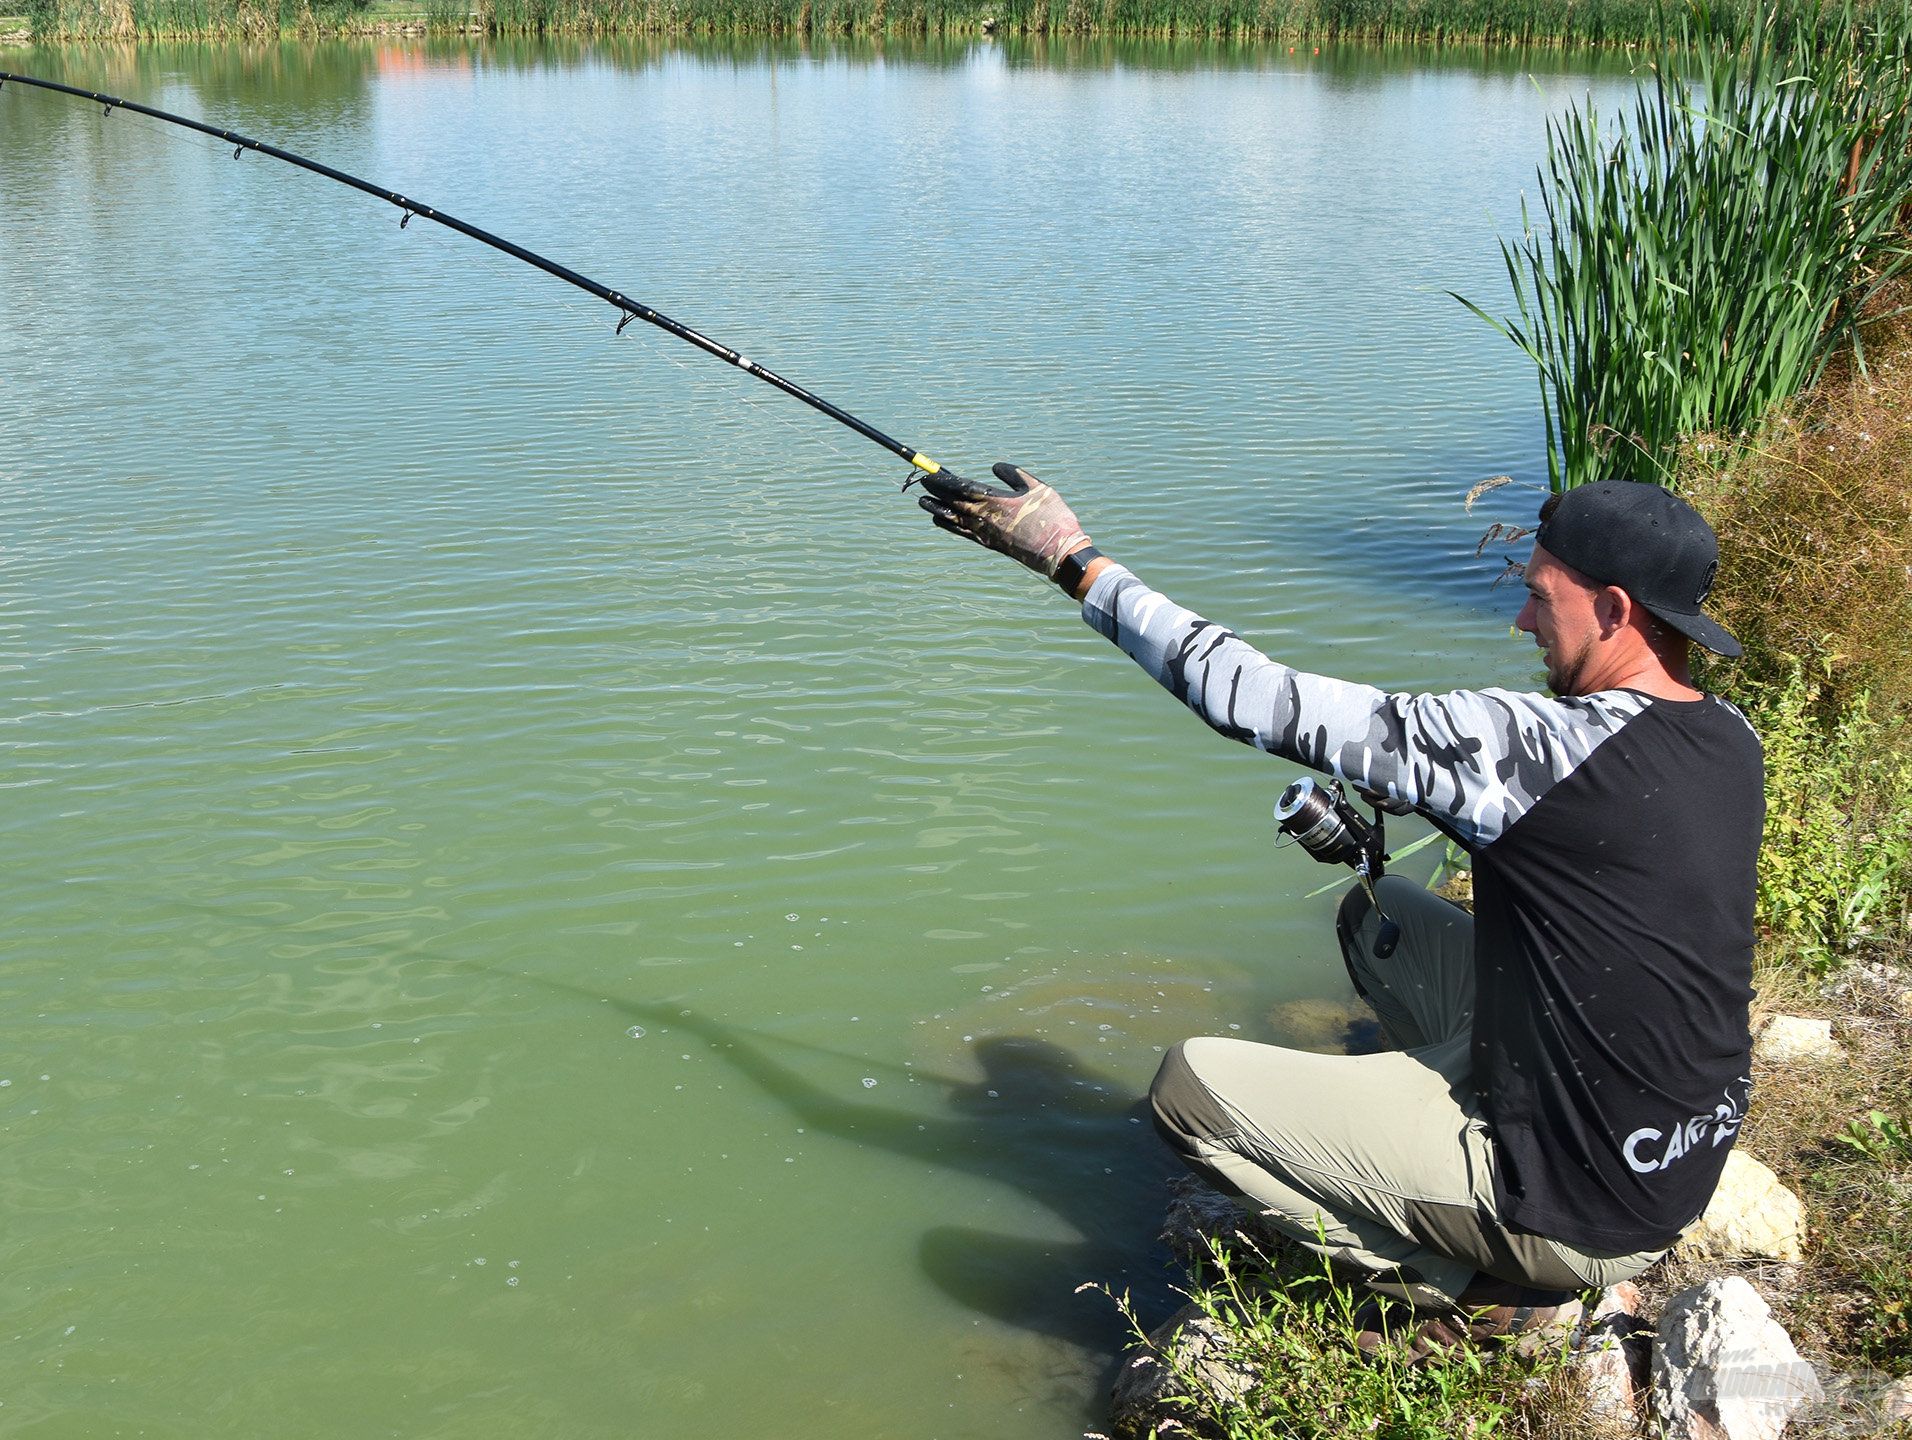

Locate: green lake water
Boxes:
[1,36,1630,1438]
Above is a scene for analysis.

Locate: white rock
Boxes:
[1753,1015,1844,1065]
[1652,1277,1823,1440]
[1574,1333,1645,1421]
[1572,1281,1652,1421]
[1883,1375,1912,1423]
[1677,1150,1806,1264]
[1589,1280,1645,1326]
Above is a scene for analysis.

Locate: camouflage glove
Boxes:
[916,462,1092,581]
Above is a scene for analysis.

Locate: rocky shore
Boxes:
[1108,956,1912,1439]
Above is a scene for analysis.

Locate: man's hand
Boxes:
[916,462,1093,581]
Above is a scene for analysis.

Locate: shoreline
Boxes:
[0,12,1659,47]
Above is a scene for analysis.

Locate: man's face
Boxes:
[1515,545,1603,695]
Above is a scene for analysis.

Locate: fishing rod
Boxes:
[0,69,957,484]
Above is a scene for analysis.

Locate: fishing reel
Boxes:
[1273,777,1402,959]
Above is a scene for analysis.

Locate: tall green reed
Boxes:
[1458,0,1912,491]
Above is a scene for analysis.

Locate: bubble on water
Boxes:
[791,945,803,951]
[785,913,799,922]
[962,1035,973,1043]
[0,1080,10,1088]
[64,1326,75,1337]
[986,1089,1000,1099]
[506,1276,520,1287]
[39,1074,49,1081]
[861,1078,877,1089]
[627,1026,647,1039]
[1098,1024,1112,1031]
[508,1260,520,1269]
[474,1257,487,1266]
[371,1022,382,1029]
[1228,1023,1242,1031]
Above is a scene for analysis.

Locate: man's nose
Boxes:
[1514,597,1537,633]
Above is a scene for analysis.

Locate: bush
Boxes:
[1736,668,1912,962]
[1681,297,1912,957]
[1685,328,1912,719]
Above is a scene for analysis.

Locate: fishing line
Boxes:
[0,70,964,490]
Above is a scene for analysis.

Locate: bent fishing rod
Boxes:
[0,69,957,483]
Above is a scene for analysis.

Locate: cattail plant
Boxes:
[1459,0,1912,490]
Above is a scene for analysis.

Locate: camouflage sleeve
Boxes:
[1080,564,1648,849]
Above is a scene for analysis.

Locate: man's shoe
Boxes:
[1353,1278,1582,1368]
[1408,1277,1583,1365]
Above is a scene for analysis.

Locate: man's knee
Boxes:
[1149,1042,1253,1199]
[1150,1041,1234,1155]
[1335,882,1376,998]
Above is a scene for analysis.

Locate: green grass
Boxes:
[1457,0,1912,492]
[1098,1232,1611,1440]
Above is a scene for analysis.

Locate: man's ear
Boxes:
[1594,584,1633,639]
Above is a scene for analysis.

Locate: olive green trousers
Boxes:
[1149,875,1663,1308]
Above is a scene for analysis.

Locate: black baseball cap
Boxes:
[1533,480,1741,658]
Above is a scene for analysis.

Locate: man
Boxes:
[916,465,1763,1357]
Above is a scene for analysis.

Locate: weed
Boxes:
[1833,1108,1912,1164]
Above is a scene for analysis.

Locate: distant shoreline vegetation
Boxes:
[22,0,1689,47]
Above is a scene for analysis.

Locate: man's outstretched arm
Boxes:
[917,463,1646,849]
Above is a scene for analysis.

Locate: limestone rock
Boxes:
[1753,1015,1844,1065]
[1109,1301,1256,1439]
[1572,1282,1653,1421]
[1677,1150,1806,1264]
[1589,1280,1646,1326]
[1160,1176,1291,1271]
[1881,1375,1912,1423]
[1652,1277,1823,1440]
[1575,1338,1645,1422]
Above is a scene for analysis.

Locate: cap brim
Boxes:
[1651,605,1742,658]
